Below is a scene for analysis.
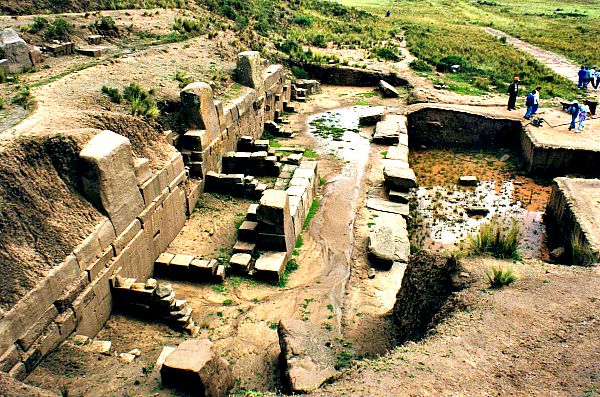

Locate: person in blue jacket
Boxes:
[567,100,581,131]
[524,89,536,119]
[578,65,587,89]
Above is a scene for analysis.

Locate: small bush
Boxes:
[473,76,491,91]
[291,66,308,79]
[409,59,432,72]
[0,97,4,110]
[23,16,49,34]
[436,55,470,73]
[468,219,521,260]
[122,83,159,119]
[173,17,201,34]
[486,265,517,288]
[92,15,119,36]
[371,46,401,61]
[101,85,122,103]
[294,14,313,26]
[311,34,327,48]
[12,87,32,109]
[44,17,73,41]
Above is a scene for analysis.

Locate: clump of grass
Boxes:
[173,16,201,34]
[468,219,521,260]
[303,199,320,230]
[277,259,299,288]
[570,238,598,267]
[486,265,517,288]
[12,87,32,109]
[409,59,432,72]
[174,69,192,88]
[22,16,49,34]
[101,85,122,103]
[123,82,159,119]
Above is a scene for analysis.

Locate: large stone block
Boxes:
[181,82,220,144]
[236,51,264,93]
[278,318,335,393]
[0,28,32,73]
[383,165,417,191]
[80,130,145,235]
[161,339,233,397]
[254,251,287,282]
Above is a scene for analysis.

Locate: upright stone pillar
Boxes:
[80,130,145,235]
[236,51,264,95]
[180,82,220,144]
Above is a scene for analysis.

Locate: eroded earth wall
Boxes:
[0,52,290,380]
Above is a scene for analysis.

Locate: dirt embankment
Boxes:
[0,0,126,15]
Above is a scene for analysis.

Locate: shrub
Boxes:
[92,15,119,36]
[436,55,470,73]
[468,219,521,260]
[473,76,491,91]
[173,17,201,34]
[44,17,73,41]
[486,265,517,288]
[101,85,122,103]
[294,14,313,26]
[409,59,432,72]
[311,34,327,48]
[291,66,308,79]
[122,83,159,119]
[371,46,401,61]
[277,39,300,54]
[12,87,32,109]
[0,97,4,110]
[23,17,49,34]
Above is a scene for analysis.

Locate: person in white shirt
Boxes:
[531,86,541,116]
[576,102,590,132]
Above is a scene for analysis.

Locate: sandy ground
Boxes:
[312,257,600,397]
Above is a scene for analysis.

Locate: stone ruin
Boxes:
[0,28,39,73]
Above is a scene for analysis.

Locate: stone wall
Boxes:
[0,51,290,380]
[291,61,410,87]
[520,127,600,177]
[406,105,522,148]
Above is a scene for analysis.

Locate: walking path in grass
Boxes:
[484,27,579,84]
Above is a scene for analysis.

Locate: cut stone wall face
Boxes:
[80,130,145,235]
[237,51,264,94]
[180,82,220,144]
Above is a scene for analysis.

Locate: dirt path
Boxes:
[484,27,580,84]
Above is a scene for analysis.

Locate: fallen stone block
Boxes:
[237,220,258,242]
[154,252,175,276]
[366,197,409,216]
[87,340,111,355]
[386,145,409,163]
[77,45,109,57]
[383,165,417,191]
[229,253,253,273]
[278,318,335,393]
[368,226,396,268]
[459,175,478,186]
[247,203,259,221]
[379,80,400,98]
[181,82,220,143]
[389,190,410,204]
[161,339,233,397]
[190,259,218,279]
[254,251,287,282]
[358,106,385,126]
[237,51,264,92]
[232,240,256,255]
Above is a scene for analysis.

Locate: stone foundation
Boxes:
[0,51,291,380]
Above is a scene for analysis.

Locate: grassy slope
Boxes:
[337,0,599,98]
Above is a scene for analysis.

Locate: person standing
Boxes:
[578,65,587,89]
[532,86,541,116]
[524,89,536,119]
[507,77,519,110]
[593,66,600,91]
[584,66,592,89]
[577,102,590,132]
[567,100,581,131]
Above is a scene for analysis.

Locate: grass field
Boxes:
[334,0,600,98]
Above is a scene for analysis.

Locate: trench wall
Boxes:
[406,105,522,148]
[520,128,600,177]
[292,61,410,87]
[0,58,290,380]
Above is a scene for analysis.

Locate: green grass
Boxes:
[570,238,599,267]
[277,259,299,288]
[303,199,320,230]
[486,265,518,288]
[468,219,521,260]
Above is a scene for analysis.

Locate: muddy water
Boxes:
[409,149,552,259]
[306,107,372,330]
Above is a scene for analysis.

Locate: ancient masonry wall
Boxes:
[406,105,522,149]
[0,51,290,380]
[520,127,600,177]
[545,177,600,256]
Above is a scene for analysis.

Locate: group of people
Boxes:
[507,77,541,120]
[578,65,600,90]
[507,75,592,132]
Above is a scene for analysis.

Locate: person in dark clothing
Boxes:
[385,10,391,17]
[578,65,587,89]
[507,77,519,110]
[524,89,536,119]
[567,100,581,131]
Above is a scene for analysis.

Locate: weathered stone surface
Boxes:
[254,251,287,282]
[181,82,220,144]
[232,240,256,254]
[77,45,109,57]
[389,190,410,204]
[0,372,59,397]
[87,340,111,355]
[358,106,385,126]
[368,225,396,268]
[80,130,145,235]
[229,253,252,273]
[237,51,263,92]
[0,28,32,73]
[161,339,233,397]
[366,197,409,216]
[459,175,478,186]
[383,165,417,191]
[379,80,400,98]
[385,145,409,163]
[373,119,402,144]
[278,318,335,393]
